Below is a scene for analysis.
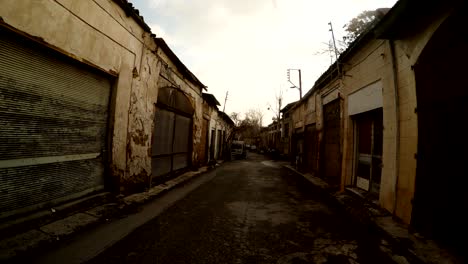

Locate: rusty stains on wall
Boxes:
[131,129,148,146]
[124,48,162,192]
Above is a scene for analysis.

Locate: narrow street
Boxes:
[86,153,394,264]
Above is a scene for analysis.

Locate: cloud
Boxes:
[137,0,397,122]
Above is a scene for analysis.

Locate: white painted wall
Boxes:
[348,81,383,116]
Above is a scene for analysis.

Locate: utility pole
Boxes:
[222,91,228,112]
[287,68,302,100]
[298,69,302,99]
[328,22,339,62]
[328,21,340,75]
[278,97,282,121]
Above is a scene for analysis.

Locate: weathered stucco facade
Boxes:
[0,0,209,217]
[1,0,148,190]
[288,35,422,222]
[287,2,465,250]
[207,108,233,161]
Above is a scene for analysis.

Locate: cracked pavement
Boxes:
[87,153,396,264]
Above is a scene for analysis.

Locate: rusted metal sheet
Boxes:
[0,30,111,217]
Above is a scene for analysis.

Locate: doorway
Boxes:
[321,99,342,186]
[411,9,468,254]
[354,108,383,197]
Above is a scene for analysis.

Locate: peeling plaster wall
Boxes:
[124,38,162,191]
[0,0,150,192]
[198,101,213,164]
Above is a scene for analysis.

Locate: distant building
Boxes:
[202,93,234,162]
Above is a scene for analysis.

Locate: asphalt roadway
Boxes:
[85,152,395,264]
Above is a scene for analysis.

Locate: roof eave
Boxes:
[112,0,151,32]
[156,38,207,90]
[202,93,221,106]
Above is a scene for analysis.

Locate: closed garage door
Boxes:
[0,29,111,218]
[152,87,193,183]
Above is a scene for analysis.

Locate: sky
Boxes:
[129,0,398,125]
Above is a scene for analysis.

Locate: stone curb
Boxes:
[1,164,217,262]
[282,165,459,264]
[120,166,210,209]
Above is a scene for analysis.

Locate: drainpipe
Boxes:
[389,40,400,215]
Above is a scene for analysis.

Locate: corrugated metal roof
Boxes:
[218,111,235,126]
[156,38,207,90]
[112,1,207,91]
[280,101,298,113]
[113,0,151,32]
[202,93,221,107]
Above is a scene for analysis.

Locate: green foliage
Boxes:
[343,9,388,46]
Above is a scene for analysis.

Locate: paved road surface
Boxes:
[87,153,394,264]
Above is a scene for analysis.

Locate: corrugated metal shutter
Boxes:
[152,109,174,177]
[151,109,191,179]
[0,30,111,218]
[152,87,193,182]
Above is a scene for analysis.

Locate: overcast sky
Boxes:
[130,0,398,124]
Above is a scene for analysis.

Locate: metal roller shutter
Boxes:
[151,109,191,178]
[0,29,111,218]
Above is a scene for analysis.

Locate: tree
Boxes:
[230,112,242,127]
[343,9,389,46]
[267,88,284,122]
[230,108,264,142]
[244,108,264,128]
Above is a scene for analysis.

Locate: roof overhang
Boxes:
[156,38,207,91]
[375,0,456,39]
[202,93,221,107]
